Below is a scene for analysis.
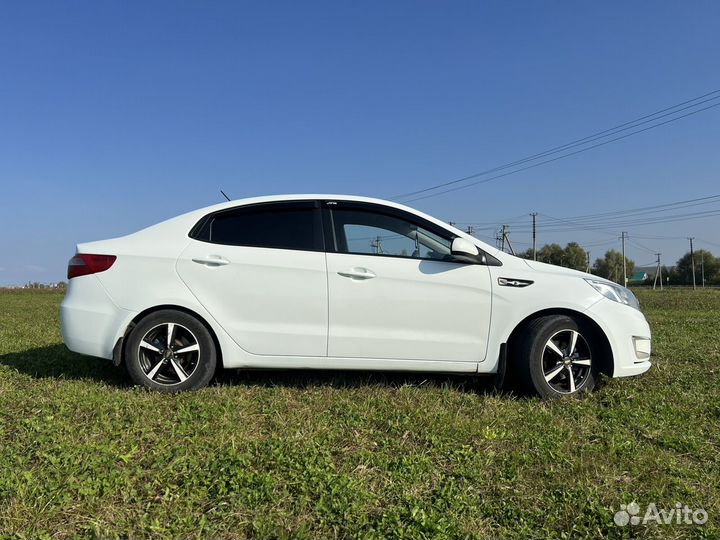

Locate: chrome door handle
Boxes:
[192,255,230,266]
[338,268,376,280]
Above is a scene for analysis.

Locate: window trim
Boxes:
[189,200,325,252]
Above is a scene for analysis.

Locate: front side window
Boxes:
[192,202,320,251]
[331,208,452,260]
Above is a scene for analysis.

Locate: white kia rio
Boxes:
[61,195,651,397]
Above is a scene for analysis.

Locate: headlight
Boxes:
[584,278,641,310]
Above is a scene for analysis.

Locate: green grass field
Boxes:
[1,289,719,539]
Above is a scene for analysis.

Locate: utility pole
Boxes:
[500,226,506,252]
[701,252,705,288]
[620,232,628,286]
[688,237,696,290]
[530,212,538,261]
[653,253,663,291]
[502,225,515,256]
[586,251,591,274]
[466,225,475,236]
[495,228,503,249]
[371,235,383,255]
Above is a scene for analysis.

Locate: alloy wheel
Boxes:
[137,322,201,385]
[542,329,592,394]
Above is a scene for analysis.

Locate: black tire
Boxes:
[516,315,597,399]
[125,309,217,392]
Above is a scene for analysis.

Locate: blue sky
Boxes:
[1,1,719,285]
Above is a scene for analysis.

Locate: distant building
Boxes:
[628,271,648,284]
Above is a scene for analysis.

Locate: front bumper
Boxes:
[584,298,652,378]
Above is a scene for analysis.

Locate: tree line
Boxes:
[516,243,720,286]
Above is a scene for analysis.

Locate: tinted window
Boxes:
[331,208,452,260]
[200,204,319,251]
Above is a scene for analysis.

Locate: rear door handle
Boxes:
[338,268,376,280]
[192,255,230,266]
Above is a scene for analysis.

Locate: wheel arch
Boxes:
[115,304,224,369]
[504,308,614,377]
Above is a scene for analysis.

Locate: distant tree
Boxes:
[594,250,635,285]
[563,242,587,271]
[666,265,681,285]
[517,248,534,260]
[537,243,564,266]
[675,250,719,286]
[518,242,589,270]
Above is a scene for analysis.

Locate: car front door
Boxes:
[176,200,328,357]
[323,201,492,362]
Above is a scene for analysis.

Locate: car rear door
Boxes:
[176,200,328,357]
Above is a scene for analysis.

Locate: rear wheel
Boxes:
[125,310,216,392]
[516,315,597,399]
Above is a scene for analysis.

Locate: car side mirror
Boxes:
[451,237,480,263]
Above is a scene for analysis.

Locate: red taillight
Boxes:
[67,254,117,279]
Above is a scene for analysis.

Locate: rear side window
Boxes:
[191,202,321,251]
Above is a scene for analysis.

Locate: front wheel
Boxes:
[516,315,597,399]
[125,309,217,392]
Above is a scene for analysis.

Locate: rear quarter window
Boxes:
[190,202,321,251]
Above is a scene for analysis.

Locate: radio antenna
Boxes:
[220,190,231,201]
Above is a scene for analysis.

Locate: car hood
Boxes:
[516,259,620,287]
[519,258,596,280]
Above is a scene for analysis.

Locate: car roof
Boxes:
[195,193,424,213]
[181,194,450,226]
[127,193,505,260]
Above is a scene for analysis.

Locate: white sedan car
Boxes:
[61,195,651,397]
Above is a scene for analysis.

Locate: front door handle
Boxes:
[338,268,376,280]
[192,255,230,267]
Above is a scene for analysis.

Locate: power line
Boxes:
[581,239,618,248]
[454,194,720,256]
[459,193,720,229]
[546,208,720,230]
[535,213,618,236]
[627,238,656,254]
[696,237,720,249]
[537,202,720,228]
[452,213,530,227]
[394,97,720,202]
[395,91,720,201]
[535,194,720,225]
[520,208,720,236]
[632,234,688,240]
